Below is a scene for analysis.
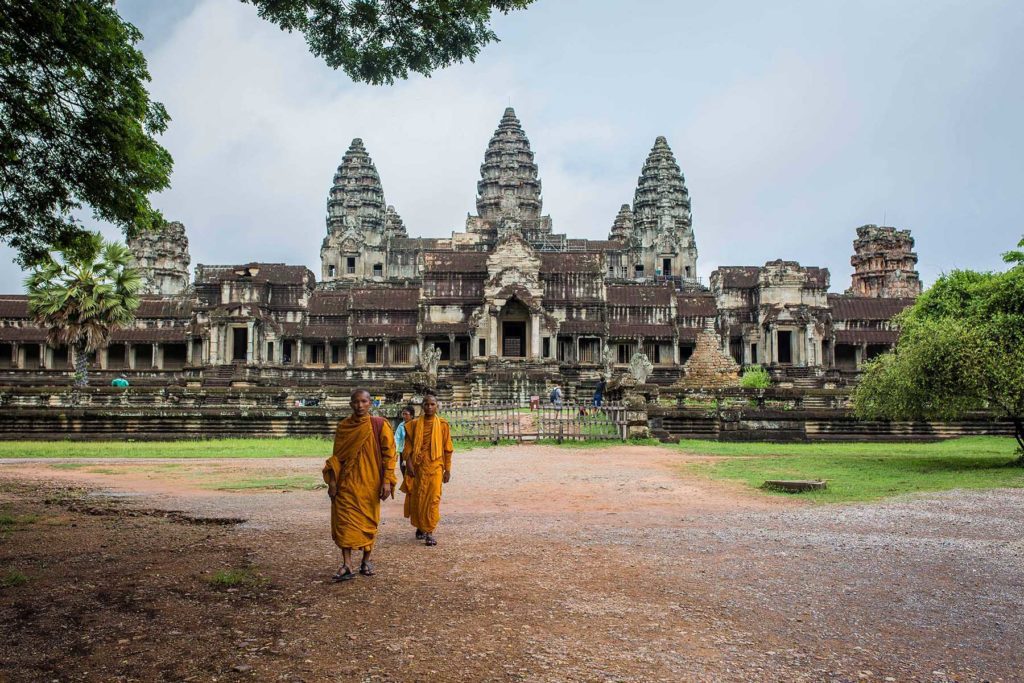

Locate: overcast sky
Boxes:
[2,0,1022,292]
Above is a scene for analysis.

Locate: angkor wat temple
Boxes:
[0,108,922,401]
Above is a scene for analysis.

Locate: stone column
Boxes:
[247,322,255,363]
[153,343,161,369]
[672,335,680,365]
[489,314,498,357]
[383,338,391,368]
[448,333,456,363]
[572,335,580,363]
[530,316,541,359]
[347,337,355,366]
[127,343,135,370]
[11,342,20,369]
[296,339,304,366]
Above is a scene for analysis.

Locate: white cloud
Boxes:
[1,0,1021,293]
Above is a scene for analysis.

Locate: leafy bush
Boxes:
[740,367,772,389]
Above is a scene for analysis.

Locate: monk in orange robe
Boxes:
[401,394,454,546]
[322,389,396,581]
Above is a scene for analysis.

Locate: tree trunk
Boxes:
[73,339,89,387]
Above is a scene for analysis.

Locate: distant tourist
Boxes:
[593,377,607,408]
[396,404,415,513]
[322,388,396,582]
[110,373,129,388]
[549,384,563,408]
[401,394,454,546]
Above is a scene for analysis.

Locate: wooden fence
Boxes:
[376,401,628,442]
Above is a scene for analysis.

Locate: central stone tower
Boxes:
[319,138,405,282]
[463,108,557,249]
[608,136,699,282]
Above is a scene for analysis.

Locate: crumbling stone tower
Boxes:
[848,225,922,298]
[128,221,190,296]
[320,138,403,282]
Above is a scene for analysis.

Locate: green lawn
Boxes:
[672,436,1024,502]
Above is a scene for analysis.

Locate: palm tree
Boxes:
[26,233,141,387]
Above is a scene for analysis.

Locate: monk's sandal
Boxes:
[332,567,356,582]
[415,529,425,540]
[359,562,375,577]
[424,534,437,547]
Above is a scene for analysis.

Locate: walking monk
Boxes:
[322,388,396,581]
[401,394,454,546]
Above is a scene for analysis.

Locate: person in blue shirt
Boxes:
[111,374,129,388]
[395,405,415,473]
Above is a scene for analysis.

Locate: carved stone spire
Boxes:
[128,221,190,296]
[628,136,698,280]
[476,107,542,222]
[384,205,407,239]
[633,136,692,233]
[609,204,634,243]
[326,138,386,236]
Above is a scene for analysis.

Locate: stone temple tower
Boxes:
[848,225,922,298]
[612,136,698,281]
[465,107,555,248]
[128,221,190,296]
[320,138,398,282]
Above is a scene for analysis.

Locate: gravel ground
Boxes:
[1,444,1022,682]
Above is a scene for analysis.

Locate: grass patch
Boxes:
[205,475,322,491]
[208,567,262,588]
[1,570,28,589]
[0,512,40,528]
[673,436,1024,503]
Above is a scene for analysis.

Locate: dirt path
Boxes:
[1,445,1022,681]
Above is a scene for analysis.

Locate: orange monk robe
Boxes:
[322,415,396,551]
[400,415,453,534]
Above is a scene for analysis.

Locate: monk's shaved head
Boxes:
[350,388,371,400]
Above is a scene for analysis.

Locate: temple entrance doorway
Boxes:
[777,330,793,364]
[502,321,526,357]
[232,327,248,362]
[499,298,530,358]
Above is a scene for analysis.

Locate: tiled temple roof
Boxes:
[307,292,350,315]
[110,327,189,342]
[197,263,314,286]
[828,295,915,321]
[0,297,28,317]
[424,252,488,273]
[347,288,419,310]
[607,284,675,306]
[676,293,717,316]
[609,323,675,338]
[540,253,603,272]
[835,329,900,344]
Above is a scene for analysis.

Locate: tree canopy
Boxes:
[853,237,1024,461]
[26,231,141,387]
[1,1,533,267]
[0,0,172,266]
[243,0,534,85]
